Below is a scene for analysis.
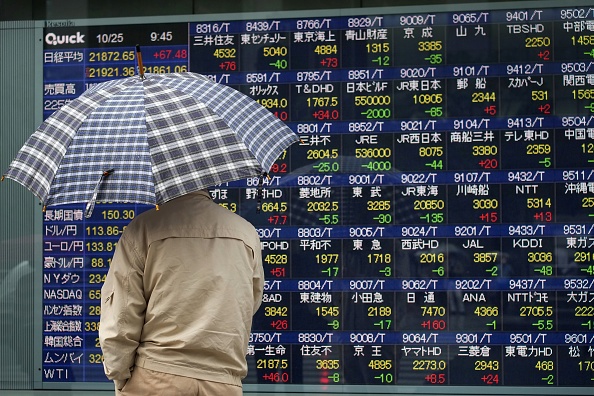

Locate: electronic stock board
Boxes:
[40,1,594,393]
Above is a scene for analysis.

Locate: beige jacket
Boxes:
[99,190,264,388]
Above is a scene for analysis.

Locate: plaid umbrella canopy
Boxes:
[2,72,299,217]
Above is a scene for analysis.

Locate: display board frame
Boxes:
[33,0,594,393]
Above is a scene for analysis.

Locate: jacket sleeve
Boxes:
[99,233,146,384]
[252,239,265,315]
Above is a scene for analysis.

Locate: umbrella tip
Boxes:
[155,204,160,211]
[136,45,145,80]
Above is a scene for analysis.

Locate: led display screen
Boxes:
[40,2,594,392]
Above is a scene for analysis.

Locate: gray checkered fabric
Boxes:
[4,78,138,203]
[156,73,298,172]
[4,73,299,213]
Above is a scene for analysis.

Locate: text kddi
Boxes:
[45,32,85,45]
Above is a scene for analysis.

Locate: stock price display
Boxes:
[41,3,594,390]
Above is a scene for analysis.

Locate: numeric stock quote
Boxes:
[41,3,593,391]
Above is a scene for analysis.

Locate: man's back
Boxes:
[99,190,264,389]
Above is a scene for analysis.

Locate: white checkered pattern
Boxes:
[4,73,299,214]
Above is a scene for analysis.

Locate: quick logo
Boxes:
[45,32,85,45]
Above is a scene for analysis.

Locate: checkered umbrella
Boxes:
[3,72,299,217]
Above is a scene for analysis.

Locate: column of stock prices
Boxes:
[41,3,594,391]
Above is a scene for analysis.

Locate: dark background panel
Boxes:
[2,0,513,21]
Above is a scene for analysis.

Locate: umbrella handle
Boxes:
[85,169,114,218]
[136,45,145,79]
[256,172,269,213]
